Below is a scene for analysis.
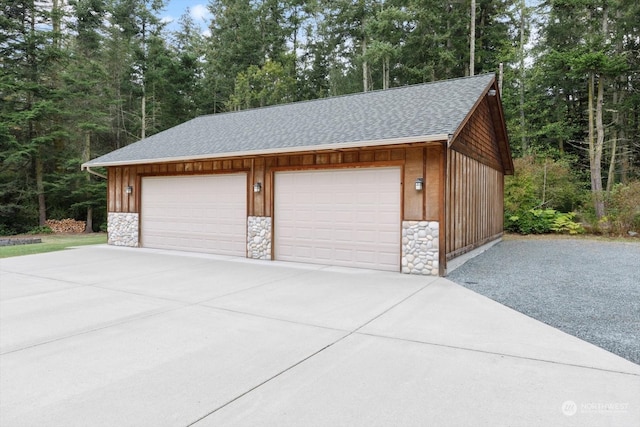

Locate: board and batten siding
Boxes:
[106,144,445,225]
[444,95,506,263]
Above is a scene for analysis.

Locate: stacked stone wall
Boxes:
[247,216,272,260]
[108,212,139,247]
[402,221,439,275]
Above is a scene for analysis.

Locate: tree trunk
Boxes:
[383,57,389,90]
[362,36,369,92]
[620,126,628,184]
[52,0,61,49]
[445,11,452,76]
[469,0,475,76]
[36,149,47,226]
[519,0,526,153]
[590,5,608,217]
[607,80,622,193]
[588,73,605,219]
[608,10,625,189]
[595,74,605,215]
[141,93,146,139]
[83,132,93,233]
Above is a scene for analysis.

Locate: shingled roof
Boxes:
[83,73,497,168]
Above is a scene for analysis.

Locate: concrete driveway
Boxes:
[1,246,639,426]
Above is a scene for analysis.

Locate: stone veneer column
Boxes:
[107,212,139,247]
[247,216,272,260]
[401,221,439,276]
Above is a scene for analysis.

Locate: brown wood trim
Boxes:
[134,173,141,214]
[439,145,448,276]
[246,141,443,159]
[445,232,503,261]
[114,167,122,212]
[106,168,111,213]
[248,159,255,218]
[420,147,429,221]
[135,168,251,178]
[399,164,405,272]
[487,92,514,175]
[268,167,275,260]
[268,160,405,173]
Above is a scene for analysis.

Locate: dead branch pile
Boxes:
[45,219,86,233]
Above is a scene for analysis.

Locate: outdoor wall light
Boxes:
[125,185,133,195]
[415,178,424,191]
[253,182,262,193]
[488,89,497,97]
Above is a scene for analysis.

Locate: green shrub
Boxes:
[505,154,587,234]
[28,225,54,235]
[551,212,585,235]
[507,208,555,234]
[0,224,16,236]
[507,208,584,235]
[604,181,640,235]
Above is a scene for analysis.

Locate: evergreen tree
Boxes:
[0,0,68,230]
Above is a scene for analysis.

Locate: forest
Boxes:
[1,0,639,236]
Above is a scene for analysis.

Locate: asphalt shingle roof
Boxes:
[84,73,495,167]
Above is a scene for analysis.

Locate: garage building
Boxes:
[82,73,513,276]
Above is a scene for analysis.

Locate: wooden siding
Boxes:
[404,147,424,220]
[445,149,504,261]
[450,97,504,172]
[424,145,442,221]
[106,144,445,222]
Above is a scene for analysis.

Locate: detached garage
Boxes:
[83,73,513,276]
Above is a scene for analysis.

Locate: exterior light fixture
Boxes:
[415,178,424,191]
[125,185,133,195]
[488,89,497,97]
[253,182,262,193]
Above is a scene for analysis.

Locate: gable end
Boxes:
[449,96,505,172]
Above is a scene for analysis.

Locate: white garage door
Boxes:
[141,174,247,256]
[275,167,401,271]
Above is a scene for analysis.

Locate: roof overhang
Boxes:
[81,134,449,170]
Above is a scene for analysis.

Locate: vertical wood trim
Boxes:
[399,164,405,270]
[403,147,424,220]
[134,167,142,213]
[114,168,122,212]
[424,146,440,220]
[107,168,114,212]
[439,146,448,276]
[123,167,130,213]
[248,159,255,217]
[254,158,265,217]
[265,158,276,218]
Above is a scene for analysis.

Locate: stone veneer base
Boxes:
[247,216,272,260]
[402,221,439,276]
[108,212,139,247]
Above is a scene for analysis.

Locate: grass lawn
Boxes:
[0,233,107,258]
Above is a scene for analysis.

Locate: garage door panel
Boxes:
[141,174,246,256]
[275,167,401,271]
[379,230,400,244]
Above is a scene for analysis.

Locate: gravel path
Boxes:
[447,237,640,365]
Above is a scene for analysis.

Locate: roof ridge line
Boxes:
[195,73,497,119]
